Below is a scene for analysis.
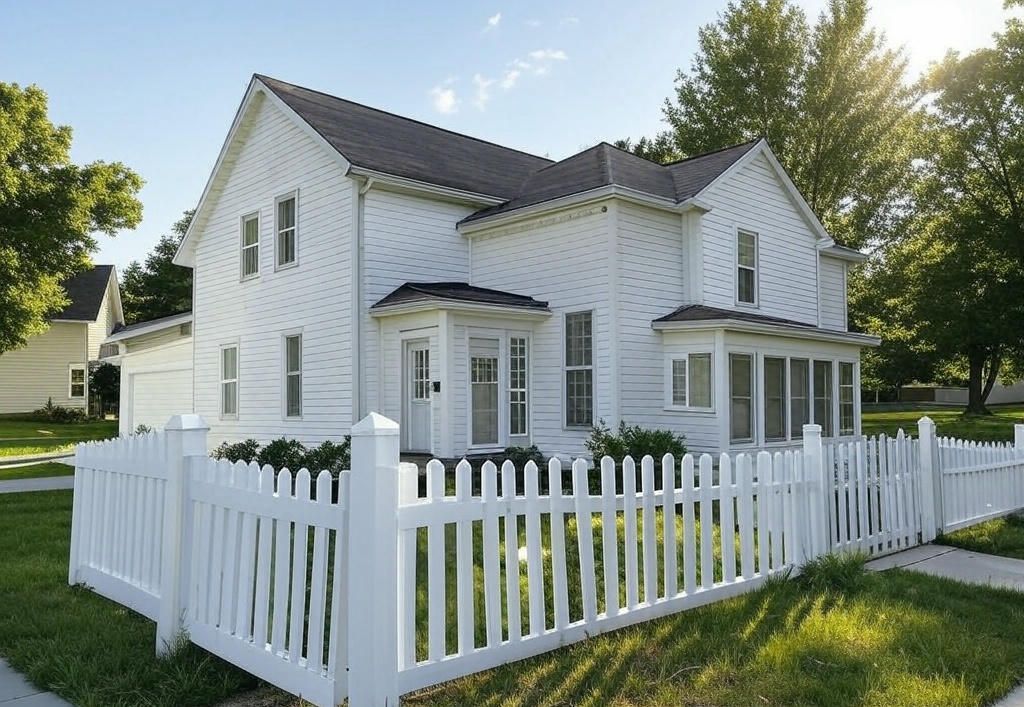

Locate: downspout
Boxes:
[351,176,375,424]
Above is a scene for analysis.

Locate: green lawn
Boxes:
[941,514,1024,560]
[0,462,75,481]
[0,418,118,458]
[5,491,1024,707]
[862,404,1024,442]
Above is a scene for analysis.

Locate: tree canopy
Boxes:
[0,82,143,353]
[619,0,920,248]
[121,210,194,324]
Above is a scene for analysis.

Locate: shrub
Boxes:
[585,420,687,461]
[303,437,351,475]
[501,445,545,468]
[257,438,308,471]
[211,439,261,464]
[32,398,87,423]
[134,424,153,435]
[799,551,868,593]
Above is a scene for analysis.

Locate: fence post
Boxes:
[345,412,401,707]
[802,424,828,558]
[157,414,209,655]
[1015,425,1024,452]
[917,417,940,542]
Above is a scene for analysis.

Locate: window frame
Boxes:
[813,359,835,437]
[735,228,759,307]
[283,332,303,419]
[838,361,856,436]
[274,190,299,271]
[729,352,756,444]
[240,211,260,281]
[664,351,714,412]
[508,335,529,438]
[789,358,811,440]
[563,310,594,429]
[68,364,86,399]
[220,343,239,420]
[763,355,788,442]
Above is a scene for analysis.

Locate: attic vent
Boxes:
[180,322,193,336]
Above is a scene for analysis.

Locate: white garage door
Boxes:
[131,367,192,431]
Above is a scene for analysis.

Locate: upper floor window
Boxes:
[668,353,713,410]
[564,311,593,427]
[241,213,259,279]
[276,193,297,268]
[69,365,86,399]
[737,229,758,305]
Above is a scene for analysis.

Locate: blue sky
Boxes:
[1,0,1018,270]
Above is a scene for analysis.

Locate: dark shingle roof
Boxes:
[111,310,191,335]
[462,140,760,224]
[54,265,114,321]
[653,304,816,329]
[372,283,549,311]
[257,75,553,199]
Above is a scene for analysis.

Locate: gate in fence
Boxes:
[68,414,1024,706]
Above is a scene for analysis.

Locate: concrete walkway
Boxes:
[0,659,70,706]
[865,543,1024,592]
[0,453,73,469]
[0,477,74,494]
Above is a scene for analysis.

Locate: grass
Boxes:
[941,514,1024,560]
[0,461,74,481]
[0,418,118,458]
[0,490,258,707]
[861,404,1024,442]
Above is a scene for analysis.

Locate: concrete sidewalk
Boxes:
[865,544,1024,592]
[0,477,74,494]
[0,659,70,706]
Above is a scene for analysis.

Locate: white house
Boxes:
[166,74,878,458]
[0,265,123,414]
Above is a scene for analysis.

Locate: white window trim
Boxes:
[274,190,299,271]
[240,211,260,281]
[282,331,303,420]
[663,352,715,412]
[68,363,86,399]
[728,350,756,445]
[563,309,595,429]
[220,342,239,420]
[508,334,530,438]
[763,355,789,443]
[466,330,505,451]
[812,359,836,438]
[838,360,856,436]
[735,227,759,308]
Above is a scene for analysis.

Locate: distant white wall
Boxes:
[935,383,1024,405]
[0,322,88,413]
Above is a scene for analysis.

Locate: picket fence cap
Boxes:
[165,414,209,431]
[351,411,400,436]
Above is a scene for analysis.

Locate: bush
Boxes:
[211,439,261,464]
[500,445,545,467]
[257,438,308,471]
[585,420,687,461]
[31,398,87,423]
[303,437,351,474]
[134,424,153,435]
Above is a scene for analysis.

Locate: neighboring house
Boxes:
[0,265,123,414]
[170,74,879,458]
[103,312,193,436]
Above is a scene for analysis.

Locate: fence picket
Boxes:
[270,469,292,655]
[736,454,755,579]
[456,460,476,652]
[573,460,597,623]
[681,455,698,594]
[699,454,714,588]
[547,459,569,631]
[662,454,678,599]
[523,461,545,636]
[306,471,332,669]
[252,465,275,648]
[600,457,620,617]
[641,456,657,602]
[481,461,502,646]
[427,460,447,659]
[622,456,640,607]
[770,452,784,570]
[501,460,521,644]
[755,452,770,576]
[719,454,736,583]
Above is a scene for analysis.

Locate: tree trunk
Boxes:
[966,349,996,415]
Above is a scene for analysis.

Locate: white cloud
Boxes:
[484,11,501,31]
[472,74,495,110]
[500,69,521,89]
[528,48,568,62]
[430,81,459,114]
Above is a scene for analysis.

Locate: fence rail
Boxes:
[68,414,1024,707]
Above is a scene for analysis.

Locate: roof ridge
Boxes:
[662,137,762,168]
[255,74,554,165]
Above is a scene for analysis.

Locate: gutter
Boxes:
[369,300,552,319]
[652,318,881,347]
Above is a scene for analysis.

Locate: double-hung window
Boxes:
[284,334,302,418]
[764,356,787,441]
[276,193,297,268]
[814,360,834,436]
[221,345,238,418]
[839,362,855,436]
[790,358,810,438]
[69,365,86,399]
[241,213,259,279]
[509,337,528,436]
[729,353,754,443]
[668,353,713,409]
[564,311,593,427]
[737,229,758,305]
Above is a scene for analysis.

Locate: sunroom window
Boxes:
[669,353,712,409]
[729,353,754,443]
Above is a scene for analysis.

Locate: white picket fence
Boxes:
[68,414,1024,706]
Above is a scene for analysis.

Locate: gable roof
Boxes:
[653,303,815,328]
[257,75,553,199]
[106,311,192,343]
[53,265,116,322]
[371,282,549,312]
[461,139,760,224]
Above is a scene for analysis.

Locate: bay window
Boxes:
[764,357,787,441]
[729,353,754,443]
[814,360,834,436]
[790,358,810,438]
[668,353,713,409]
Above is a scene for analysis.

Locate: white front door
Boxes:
[404,340,431,452]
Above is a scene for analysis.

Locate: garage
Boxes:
[102,312,193,436]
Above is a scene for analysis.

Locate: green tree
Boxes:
[620,0,920,248]
[88,361,120,416]
[121,210,193,323]
[0,82,143,353]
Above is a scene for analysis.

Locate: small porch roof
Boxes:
[370,282,550,317]
[653,304,880,346]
